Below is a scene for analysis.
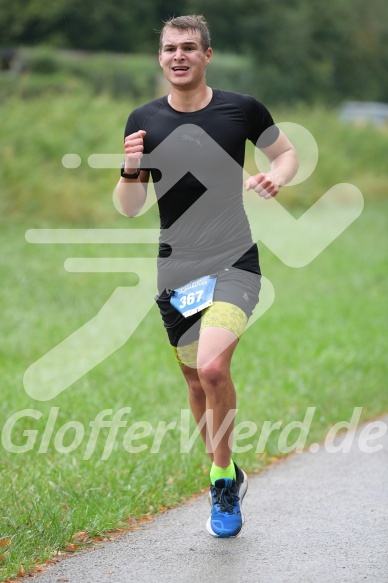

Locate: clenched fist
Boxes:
[124,130,147,169]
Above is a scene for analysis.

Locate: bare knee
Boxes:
[198,360,229,392]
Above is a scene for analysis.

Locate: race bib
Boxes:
[170,274,217,318]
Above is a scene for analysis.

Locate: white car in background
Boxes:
[340,101,388,128]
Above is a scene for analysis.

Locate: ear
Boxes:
[205,47,213,66]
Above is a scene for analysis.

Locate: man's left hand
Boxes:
[244,173,282,199]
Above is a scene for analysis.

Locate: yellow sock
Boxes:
[210,459,236,484]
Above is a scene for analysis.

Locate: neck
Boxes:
[168,84,213,112]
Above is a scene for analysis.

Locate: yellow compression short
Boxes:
[172,301,248,368]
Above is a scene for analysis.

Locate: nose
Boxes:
[174,48,185,60]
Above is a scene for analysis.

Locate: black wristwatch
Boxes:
[120,163,141,179]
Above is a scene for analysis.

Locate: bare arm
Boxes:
[116,130,150,217]
[245,130,299,199]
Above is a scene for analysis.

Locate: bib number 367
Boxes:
[179,289,204,309]
[170,274,217,318]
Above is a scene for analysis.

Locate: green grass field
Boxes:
[0,92,387,580]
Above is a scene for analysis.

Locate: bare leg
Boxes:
[180,364,214,461]
[178,324,239,467]
[196,326,239,469]
[192,327,238,468]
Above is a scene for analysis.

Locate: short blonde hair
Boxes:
[159,14,211,52]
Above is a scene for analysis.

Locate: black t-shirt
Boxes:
[125,89,279,290]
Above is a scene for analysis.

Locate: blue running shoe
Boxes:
[206,463,248,538]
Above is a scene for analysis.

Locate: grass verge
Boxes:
[1,200,387,579]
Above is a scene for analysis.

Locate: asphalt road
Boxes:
[33,416,388,583]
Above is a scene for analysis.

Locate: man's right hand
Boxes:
[124,130,147,169]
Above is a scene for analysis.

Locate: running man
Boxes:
[117,14,298,538]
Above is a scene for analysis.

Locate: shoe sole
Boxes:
[206,470,248,538]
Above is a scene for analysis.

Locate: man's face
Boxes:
[159,28,212,89]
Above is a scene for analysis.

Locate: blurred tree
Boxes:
[0,0,177,52]
[187,0,388,104]
[0,0,387,103]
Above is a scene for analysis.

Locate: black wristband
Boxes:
[120,163,141,179]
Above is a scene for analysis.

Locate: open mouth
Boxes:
[171,66,189,72]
